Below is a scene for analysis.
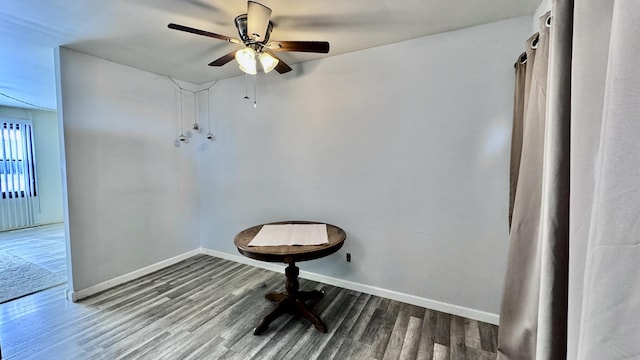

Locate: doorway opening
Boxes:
[0,108,67,304]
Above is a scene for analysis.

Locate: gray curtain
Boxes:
[498,3,573,358]
[508,52,528,228]
[571,0,640,358]
[500,0,640,358]
[566,0,613,357]
[498,13,551,359]
[535,0,572,357]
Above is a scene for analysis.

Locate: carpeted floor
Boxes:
[0,250,66,304]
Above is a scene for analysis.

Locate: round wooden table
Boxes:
[234,221,346,335]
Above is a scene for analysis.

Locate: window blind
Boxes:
[0,119,38,231]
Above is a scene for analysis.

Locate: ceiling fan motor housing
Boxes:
[235,14,273,44]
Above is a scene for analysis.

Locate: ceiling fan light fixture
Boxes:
[235,47,257,74]
[259,52,279,73]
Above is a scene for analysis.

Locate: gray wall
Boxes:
[56,48,200,291]
[197,16,532,316]
[0,105,63,227]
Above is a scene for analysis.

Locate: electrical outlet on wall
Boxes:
[346,253,351,262]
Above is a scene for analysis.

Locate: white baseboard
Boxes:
[70,249,201,301]
[201,248,287,272]
[201,248,499,325]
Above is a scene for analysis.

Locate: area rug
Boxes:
[0,251,66,303]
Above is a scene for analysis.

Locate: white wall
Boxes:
[32,109,64,224]
[198,16,532,318]
[0,106,63,228]
[55,48,200,291]
[533,0,552,31]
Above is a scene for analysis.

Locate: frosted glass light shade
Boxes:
[235,48,257,75]
[259,52,279,73]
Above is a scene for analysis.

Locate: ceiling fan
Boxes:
[168,1,330,75]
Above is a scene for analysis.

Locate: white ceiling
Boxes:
[0,0,538,110]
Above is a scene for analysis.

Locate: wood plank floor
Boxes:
[0,223,67,279]
[0,227,499,360]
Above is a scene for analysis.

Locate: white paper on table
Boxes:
[248,224,329,246]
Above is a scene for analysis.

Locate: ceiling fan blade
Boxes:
[267,41,330,53]
[208,51,238,67]
[263,51,292,74]
[168,23,242,44]
[274,59,293,74]
[247,1,272,41]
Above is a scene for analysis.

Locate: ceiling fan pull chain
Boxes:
[253,74,258,108]
[244,73,250,100]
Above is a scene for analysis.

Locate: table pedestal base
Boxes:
[254,263,327,335]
